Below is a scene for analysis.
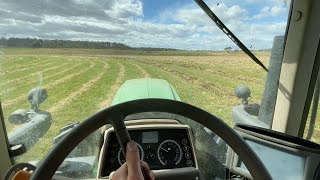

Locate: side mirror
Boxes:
[7,87,51,157]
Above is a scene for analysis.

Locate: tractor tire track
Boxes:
[99,63,125,110]
[0,62,82,96]
[2,62,95,108]
[131,63,150,78]
[48,61,109,114]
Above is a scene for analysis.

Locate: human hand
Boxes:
[110,141,155,180]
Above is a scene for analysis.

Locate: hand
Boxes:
[110,141,155,180]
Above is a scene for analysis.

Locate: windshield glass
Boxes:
[0,0,290,179]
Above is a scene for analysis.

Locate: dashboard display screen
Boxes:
[240,139,305,180]
[142,131,158,143]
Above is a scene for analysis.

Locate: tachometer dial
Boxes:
[118,143,144,165]
[157,140,182,166]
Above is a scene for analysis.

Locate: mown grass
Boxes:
[21,61,120,161]
[1,48,319,163]
[0,61,77,98]
[2,48,270,57]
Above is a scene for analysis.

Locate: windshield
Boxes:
[0,0,290,179]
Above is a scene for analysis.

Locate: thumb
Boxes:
[126,141,143,179]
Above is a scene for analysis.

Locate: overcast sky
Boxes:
[0,0,289,50]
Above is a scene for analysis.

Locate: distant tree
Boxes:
[224,47,232,53]
[31,40,42,48]
[0,37,180,51]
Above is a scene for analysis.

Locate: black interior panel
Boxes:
[101,128,195,177]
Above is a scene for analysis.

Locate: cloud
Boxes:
[162,3,247,26]
[0,0,289,50]
[253,5,287,19]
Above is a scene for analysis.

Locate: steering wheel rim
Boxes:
[30,98,272,180]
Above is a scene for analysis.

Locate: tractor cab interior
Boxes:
[1,0,320,180]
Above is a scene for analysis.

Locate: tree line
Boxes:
[0,37,179,51]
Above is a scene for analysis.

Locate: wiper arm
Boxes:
[194,0,268,72]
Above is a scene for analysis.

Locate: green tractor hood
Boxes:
[111,78,181,106]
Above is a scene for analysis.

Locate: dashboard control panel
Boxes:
[100,128,196,177]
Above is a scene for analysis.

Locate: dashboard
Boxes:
[98,123,197,178]
[226,124,320,180]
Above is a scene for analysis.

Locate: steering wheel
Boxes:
[30,99,272,180]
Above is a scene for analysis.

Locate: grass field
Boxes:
[2,48,317,162]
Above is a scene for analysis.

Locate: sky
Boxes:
[0,0,290,50]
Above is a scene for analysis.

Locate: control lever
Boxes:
[113,118,147,179]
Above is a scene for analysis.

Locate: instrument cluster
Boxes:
[101,129,195,177]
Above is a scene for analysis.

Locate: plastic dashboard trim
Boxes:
[226,129,320,180]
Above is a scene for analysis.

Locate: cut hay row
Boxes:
[137,60,231,96]
[135,61,235,125]
[144,59,265,102]
[99,63,125,110]
[3,58,49,72]
[0,62,73,96]
[39,62,83,81]
[103,61,109,69]
[44,61,95,89]
[48,62,109,114]
[131,63,150,78]
[1,62,95,108]
[0,61,66,83]
[19,61,114,161]
[0,62,68,87]
[0,61,57,76]
[0,56,42,67]
[147,58,263,83]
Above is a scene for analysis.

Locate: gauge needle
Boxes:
[160,147,169,152]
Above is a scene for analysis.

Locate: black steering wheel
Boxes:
[30,99,272,180]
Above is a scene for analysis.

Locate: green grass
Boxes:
[2,48,252,56]
[1,48,318,163]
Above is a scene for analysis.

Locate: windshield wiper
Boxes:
[194,0,269,72]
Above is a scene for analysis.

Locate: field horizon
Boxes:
[2,48,317,163]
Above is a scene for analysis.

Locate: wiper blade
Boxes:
[194,0,268,72]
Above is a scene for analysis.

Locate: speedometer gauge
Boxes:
[118,143,144,165]
[157,140,183,166]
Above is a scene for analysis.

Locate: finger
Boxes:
[126,141,143,179]
[148,171,155,180]
[141,161,150,173]
[141,161,155,180]
[111,163,128,180]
